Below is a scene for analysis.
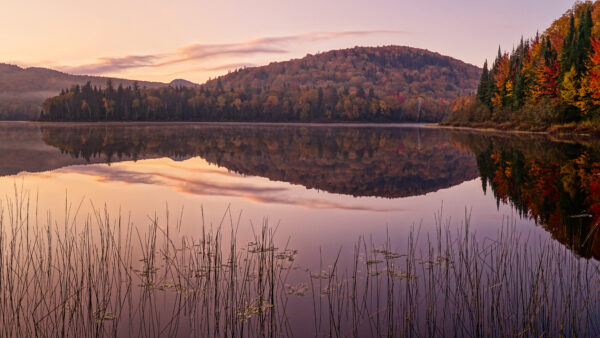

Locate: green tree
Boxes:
[574,6,593,74]
[477,60,491,107]
[560,14,576,78]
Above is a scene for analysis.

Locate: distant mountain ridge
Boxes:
[40,45,482,123]
[0,63,169,120]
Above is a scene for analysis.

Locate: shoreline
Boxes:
[431,124,549,135]
[4,120,600,142]
[11,120,436,129]
[434,122,600,141]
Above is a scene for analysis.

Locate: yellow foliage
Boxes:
[576,75,594,114]
[560,66,578,106]
[505,80,513,97]
[492,93,502,108]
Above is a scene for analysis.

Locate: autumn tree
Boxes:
[560,65,579,107]
[588,38,600,107]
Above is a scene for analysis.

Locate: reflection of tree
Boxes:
[40,125,479,198]
[453,131,600,259]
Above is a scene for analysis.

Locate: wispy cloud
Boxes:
[66,55,160,74]
[59,30,406,76]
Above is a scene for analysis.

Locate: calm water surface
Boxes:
[1,122,599,335]
[2,122,595,253]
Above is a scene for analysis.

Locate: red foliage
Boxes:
[540,60,560,99]
[588,168,600,226]
[588,38,600,100]
[395,91,405,104]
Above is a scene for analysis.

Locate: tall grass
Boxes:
[319,210,600,337]
[0,187,599,337]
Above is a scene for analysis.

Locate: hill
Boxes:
[205,46,481,121]
[40,46,481,122]
[447,1,600,133]
[0,64,166,120]
[170,79,200,87]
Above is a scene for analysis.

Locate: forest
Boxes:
[39,46,480,122]
[447,1,600,132]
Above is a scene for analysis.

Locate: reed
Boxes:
[0,186,598,337]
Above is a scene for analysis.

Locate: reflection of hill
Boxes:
[39,124,479,198]
[452,131,600,260]
[8,122,600,260]
[0,123,134,176]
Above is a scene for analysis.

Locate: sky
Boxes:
[0,0,576,84]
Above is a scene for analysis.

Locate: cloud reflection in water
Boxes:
[53,157,407,212]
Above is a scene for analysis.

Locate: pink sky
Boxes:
[1,0,575,83]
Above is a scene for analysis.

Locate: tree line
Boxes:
[40,80,428,122]
[448,1,600,128]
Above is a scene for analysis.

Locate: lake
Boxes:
[1,122,599,336]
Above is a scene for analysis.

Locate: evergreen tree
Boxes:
[560,14,576,78]
[574,6,593,74]
[543,37,557,65]
[477,60,491,107]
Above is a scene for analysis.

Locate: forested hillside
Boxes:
[447,1,600,132]
[40,46,481,122]
[0,64,165,120]
[204,46,481,121]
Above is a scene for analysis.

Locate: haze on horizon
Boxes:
[1,0,574,83]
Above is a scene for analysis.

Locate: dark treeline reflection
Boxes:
[453,132,600,259]
[39,124,479,198]
[0,123,114,176]
[5,122,600,260]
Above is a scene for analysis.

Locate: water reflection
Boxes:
[38,123,480,198]
[3,122,600,259]
[55,160,407,211]
[1,123,600,335]
[453,132,600,259]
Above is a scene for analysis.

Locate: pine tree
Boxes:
[574,6,593,74]
[560,14,576,78]
[543,37,556,65]
[494,46,502,69]
[477,60,491,106]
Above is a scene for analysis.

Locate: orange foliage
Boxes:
[588,38,600,100]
